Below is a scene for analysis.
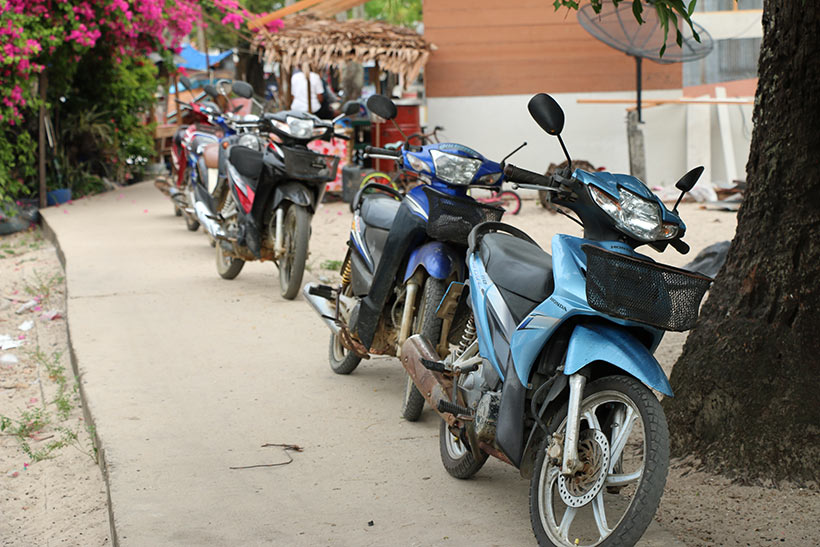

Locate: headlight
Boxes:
[237,133,261,151]
[430,150,482,185]
[589,185,678,241]
[406,154,430,174]
[270,116,317,138]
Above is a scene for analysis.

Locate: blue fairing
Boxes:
[404,241,463,282]
[508,234,663,386]
[573,169,686,228]
[564,323,673,396]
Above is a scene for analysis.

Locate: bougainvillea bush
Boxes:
[0,0,262,207]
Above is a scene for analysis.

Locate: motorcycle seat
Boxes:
[360,194,401,231]
[479,232,554,323]
[189,134,218,154]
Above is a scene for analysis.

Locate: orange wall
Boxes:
[424,0,682,98]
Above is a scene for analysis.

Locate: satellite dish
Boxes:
[578,3,713,120]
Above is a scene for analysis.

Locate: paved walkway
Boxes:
[42,182,683,546]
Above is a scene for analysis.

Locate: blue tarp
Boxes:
[177,44,232,72]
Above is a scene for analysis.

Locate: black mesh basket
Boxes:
[583,244,713,331]
[423,186,504,245]
[282,147,340,183]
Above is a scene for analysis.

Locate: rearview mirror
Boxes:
[232,81,253,99]
[528,93,565,136]
[675,166,704,192]
[366,94,397,120]
[342,101,360,116]
[179,76,193,91]
[203,84,218,98]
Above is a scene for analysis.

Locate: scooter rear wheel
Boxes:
[216,242,244,279]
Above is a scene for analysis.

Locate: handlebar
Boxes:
[503,164,554,187]
[364,146,402,158]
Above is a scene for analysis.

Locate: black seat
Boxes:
[360,194,401,230]
[479,232,554,323]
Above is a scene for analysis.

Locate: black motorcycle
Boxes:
[212,102,359,299]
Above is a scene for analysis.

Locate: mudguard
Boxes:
[273,182,313,212]
[564,322,673,396]
[403,241,463,282]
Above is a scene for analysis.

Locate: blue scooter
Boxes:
[303,95,509,422]
[399,94,711,546]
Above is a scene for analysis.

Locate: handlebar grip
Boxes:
[503,164,553,187]
[364,146,400,157]
[670,239,690,255]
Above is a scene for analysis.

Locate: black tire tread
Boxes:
[439,420,489,479]
[529,375,669,547]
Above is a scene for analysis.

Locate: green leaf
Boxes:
[632,0,644,24]
[688,0,697,17]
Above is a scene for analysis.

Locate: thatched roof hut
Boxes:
[251,16,432,85]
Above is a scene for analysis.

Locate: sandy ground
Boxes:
[0,227,109,546]
[1,191,817,545]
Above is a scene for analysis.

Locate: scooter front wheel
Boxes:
[529,375,669,547]
[279,205,311,300]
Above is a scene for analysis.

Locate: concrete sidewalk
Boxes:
[42,182,684,546]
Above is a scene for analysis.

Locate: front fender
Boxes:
[403,241,463,282]
[564,323,673,396]
[273,182,313,212]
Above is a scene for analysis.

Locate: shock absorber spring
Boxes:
[455,316,476,358]
[340,259,352,287]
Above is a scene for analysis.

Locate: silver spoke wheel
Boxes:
[530,376,668,547]
[444,425,469,460]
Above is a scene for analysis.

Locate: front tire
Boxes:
[279,205,311,300]
[529,375,669,547]
[401,276,447,422]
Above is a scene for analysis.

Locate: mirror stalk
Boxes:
[557,135,572,168]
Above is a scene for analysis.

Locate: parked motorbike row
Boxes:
[161,85,711,546]
[163,76,359,298]
[304,95,712,546]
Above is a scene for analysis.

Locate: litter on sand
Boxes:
[1,354,20,364]
[15,299,38,314]
[18,320,34,332]
[41,310,62,321]
[0,334,23,351]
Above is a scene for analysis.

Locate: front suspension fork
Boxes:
[562,373,587,475]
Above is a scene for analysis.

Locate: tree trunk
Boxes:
[664,0,820,485]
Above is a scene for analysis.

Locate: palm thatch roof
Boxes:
[252,16,432,83]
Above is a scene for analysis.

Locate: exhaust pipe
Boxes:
[194,201,225,239]
[400,334,459,426]
[302,283,341,335]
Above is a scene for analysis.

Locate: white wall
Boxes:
[426,91,753,190]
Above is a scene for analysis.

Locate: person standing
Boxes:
[290,69,323,114]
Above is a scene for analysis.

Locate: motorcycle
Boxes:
[211,102,360,299]
[303,95,509,421]
[399,94,712,546]
[160,76,224,225]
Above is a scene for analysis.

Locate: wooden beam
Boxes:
[247,0,324,30]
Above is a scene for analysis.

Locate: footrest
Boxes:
[421,358,447,373]
[308,284,336,301]
[437,399,472,417]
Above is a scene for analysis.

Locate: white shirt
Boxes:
[290,71,323,113]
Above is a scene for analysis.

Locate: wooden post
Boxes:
[38,70,48,209]
[305,66,312,113]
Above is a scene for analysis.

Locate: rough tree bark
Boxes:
[664,0,820,485]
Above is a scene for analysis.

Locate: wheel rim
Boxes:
[217,244,232,271]
[444,424,469,459]
[538,390,645,547]
[331,333,346,362]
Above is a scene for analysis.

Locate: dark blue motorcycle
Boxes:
[399,94,712,545]
[304,95,508,421]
